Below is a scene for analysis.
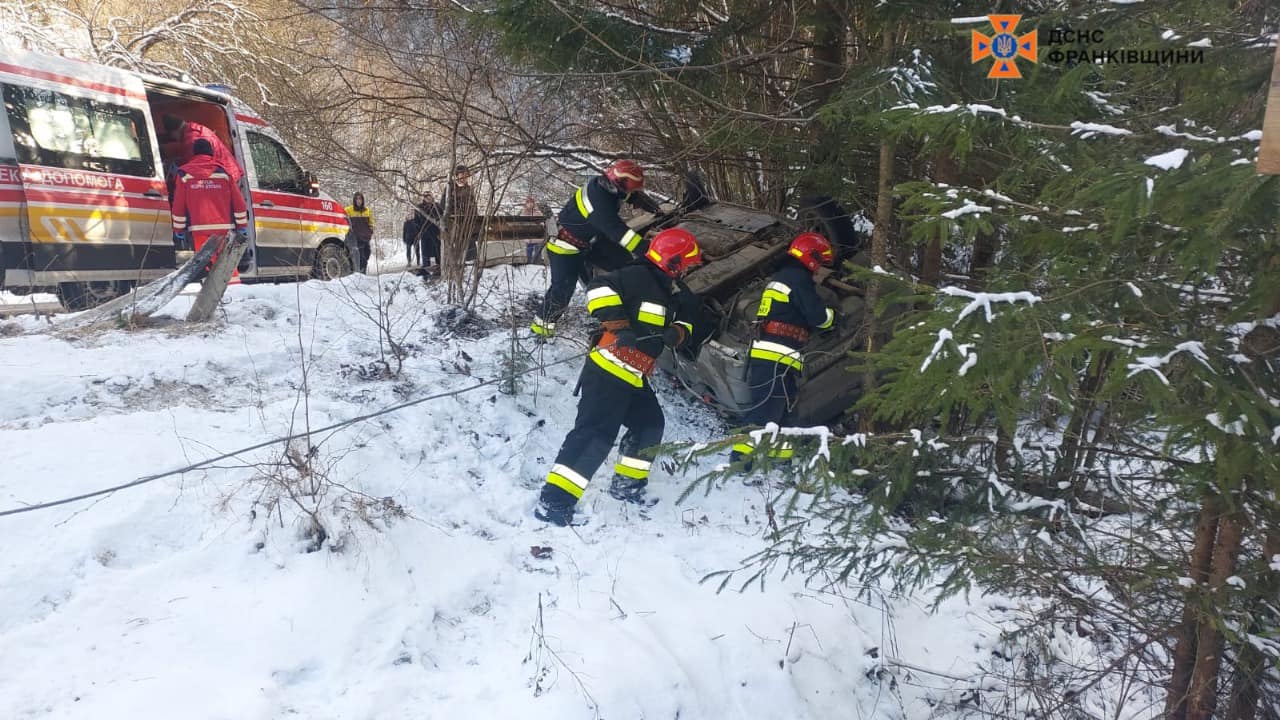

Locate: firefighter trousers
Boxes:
[536,241,633,329]
[541,359,665,507]
[732,358,799,461]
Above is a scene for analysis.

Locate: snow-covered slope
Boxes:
[0,267,1004,719]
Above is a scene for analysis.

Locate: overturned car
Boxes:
[633,181,871,427]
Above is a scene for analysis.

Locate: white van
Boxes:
[0,50,353,308]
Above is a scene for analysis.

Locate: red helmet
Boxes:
[788,232,834,273]
[604,159,644,193]
[645,227,703,277]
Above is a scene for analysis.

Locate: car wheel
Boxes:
[313,242,353,280]
[57,280,135,311]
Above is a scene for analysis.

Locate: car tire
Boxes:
[313,241,353,280]
[57,280,136,311]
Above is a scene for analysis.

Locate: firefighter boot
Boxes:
[729,449,762,486]
[534,484,576,527]
[608,475,655,506]
[729,449,755,473]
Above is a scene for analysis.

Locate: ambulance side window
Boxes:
[247,131,304,194]
[2,83,154,176]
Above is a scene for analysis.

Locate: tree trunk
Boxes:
[921,151,959,285]
[859,136,895,432]
[857,24,896,433]
[1186,510,1245,720]
[797,0,845,202]
[920,235,942,286]
[1166,494,1223,720]
[1052,350,1112,486]
[969,228,1000,289]
[1267,247,1280,316]
[1224,528,1279,720]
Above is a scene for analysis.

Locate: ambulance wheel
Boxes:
[313,242,353,280]
[57,280,135,311]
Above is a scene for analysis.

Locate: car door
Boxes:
[244,129,306,276]
[0,78,170,289]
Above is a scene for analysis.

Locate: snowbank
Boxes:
[0,267,1009,719]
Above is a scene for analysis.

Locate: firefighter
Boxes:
[171,138,249,276]
[530,159,664,338]
[730,232,836,466]
[535,227,704,527]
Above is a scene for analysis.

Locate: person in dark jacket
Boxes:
[442,164,480,263]
[534,228,704,527]
[419,190,442,270]
[530,159,663,338]
[731,232,837,466]
[402,190,441,269]
[344,192,375,273]
[402,213,421,267]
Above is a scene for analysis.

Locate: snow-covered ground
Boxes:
[1,266,1009,719]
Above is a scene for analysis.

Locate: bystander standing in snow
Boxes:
[403,190,442,271]
[344,192,375,273]
[442,164,480,263]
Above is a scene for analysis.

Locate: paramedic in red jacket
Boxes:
[171,139,249,266]
[163,115,244,184]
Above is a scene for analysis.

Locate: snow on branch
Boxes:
[920,329,954,372]
[748,423,832,467]
[1207,413,1247,436]
[1153,125,1261,144]
[1070,121,1133,139]
[597,7,706,37]
[1125,341,1213,385]
[941,200,992,219]
[939,287,1041,323]
[1144,149,1190,170]
[920,328,979,376]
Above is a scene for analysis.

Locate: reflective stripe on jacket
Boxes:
[557,175,643,252]
[584,261,692,386]
[748,259,835,371]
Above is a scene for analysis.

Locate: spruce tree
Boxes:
[710,1,1280,715]
[480,0,1280,712]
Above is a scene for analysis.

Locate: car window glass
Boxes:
[247,131,283,188]
[3,84,153,176]
[248,131,303,193]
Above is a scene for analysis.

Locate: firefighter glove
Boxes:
[662,324,688,348]
[235,227,250,244]
[587,325,605,347]
[612,328,639,348]
[173,232,192,251]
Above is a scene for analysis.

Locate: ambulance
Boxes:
[0,49,352,308]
